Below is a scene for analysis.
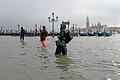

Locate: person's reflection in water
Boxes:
[55,55,73,79]
[20,40,25,48]
[55,55,72,71]
[39,48,49,70]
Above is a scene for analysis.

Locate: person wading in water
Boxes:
[39,26,48,47]
[55,23,73,56]
[20,27,25,44]
[55,24,67,56]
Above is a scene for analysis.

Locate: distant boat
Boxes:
[97,32,112,36]
[88,32,97,36]
[104,32,112,36]
[97,32,103,36]
[79,32,88,36]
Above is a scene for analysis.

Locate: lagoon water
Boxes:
[0,35,120,80]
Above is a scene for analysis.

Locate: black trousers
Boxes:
[55,46,67,55]
[20,34,24,40]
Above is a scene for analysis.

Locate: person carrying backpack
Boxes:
[39,26,48,47]
[55,23,73,56]
[55,24,68,55]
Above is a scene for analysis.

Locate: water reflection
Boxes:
[19,40,25,48]
[2,36,120,80]
[54,55,73,79]
[37,47,50,70]
[55,55,72,71]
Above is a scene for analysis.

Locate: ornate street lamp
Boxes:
[48,13,58,37]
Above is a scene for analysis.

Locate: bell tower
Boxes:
[86,15,89,28]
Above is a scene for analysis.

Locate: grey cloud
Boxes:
[0,0,120,30]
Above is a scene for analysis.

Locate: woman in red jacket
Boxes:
[39,26,48,47]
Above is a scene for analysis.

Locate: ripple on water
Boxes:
[21,53,27,56]
[100,77,112,80]
[2,36,120,80]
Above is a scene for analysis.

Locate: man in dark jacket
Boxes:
[20,27,25,43]
[55,24,67,55]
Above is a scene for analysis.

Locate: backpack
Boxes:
[65,31,73,43]
[45,31,48,37]
[55,40,66,47]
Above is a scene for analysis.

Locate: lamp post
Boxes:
[73,24,77,36]
[35,24,37,36]
[0,27,2,33]
[48,13,58,37]
[68,20,70,31]
[73,24,75,34]
[17,24,20,34]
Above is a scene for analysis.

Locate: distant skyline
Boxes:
[0,0,120,31]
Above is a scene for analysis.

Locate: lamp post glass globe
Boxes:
[48,17,50,20]
[52,13,54,15]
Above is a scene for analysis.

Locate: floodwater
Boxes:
[0,35,120,80]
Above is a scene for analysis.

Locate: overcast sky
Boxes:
[0,0,120,31]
